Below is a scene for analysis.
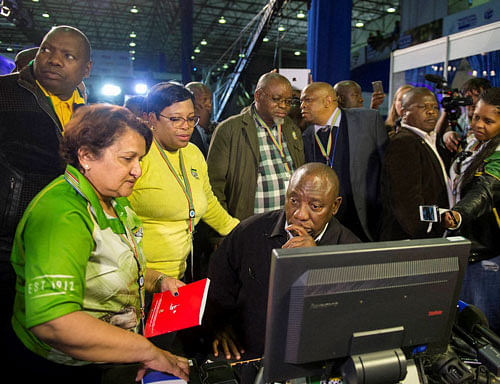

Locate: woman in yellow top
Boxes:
[129,82,239,280]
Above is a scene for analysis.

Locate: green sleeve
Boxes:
[21,193,95,328]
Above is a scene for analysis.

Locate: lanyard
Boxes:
[254,113,291,174]
[64,169,146,332]
[114,202,146,332]
[154,139,196,279]
[313,109,341,168]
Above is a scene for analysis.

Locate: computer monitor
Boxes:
[262,237,470,383]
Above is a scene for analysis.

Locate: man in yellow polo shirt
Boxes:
[0,25,92,336]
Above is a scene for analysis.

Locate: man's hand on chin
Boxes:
[283,224,317,248]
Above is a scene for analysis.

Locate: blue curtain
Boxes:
[307,0,352,84]
[462,51,500,87]
[404,49,500,91]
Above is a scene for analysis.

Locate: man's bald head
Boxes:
[401,87,436,109]
[186,82,211,99]
[255,72,291,92]
[289,162,340,198]
[333,80,363,108]
[43,26,91,62]
[300,82,338,126]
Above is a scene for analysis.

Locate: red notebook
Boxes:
[144,278,210,338]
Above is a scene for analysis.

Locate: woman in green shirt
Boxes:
[9,104,189,383]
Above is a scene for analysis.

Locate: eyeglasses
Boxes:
[261,90,297,107]
[159,114,200,127]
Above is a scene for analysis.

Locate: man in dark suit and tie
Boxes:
[300,82,388,241]
[186,81,215,158]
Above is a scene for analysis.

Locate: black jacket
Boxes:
[0,66,82,260]
[454,173,500,259]
[206,209,360,358]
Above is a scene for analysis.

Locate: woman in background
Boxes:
[385,84,414,135]
[9,104,188,383]
[442,87,500,333]
[129,82,239,281]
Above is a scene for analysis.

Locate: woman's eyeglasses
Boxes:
[159,114,200,127]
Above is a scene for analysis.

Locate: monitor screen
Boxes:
[262,237,470,382]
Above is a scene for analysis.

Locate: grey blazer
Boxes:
[303,107,388,240]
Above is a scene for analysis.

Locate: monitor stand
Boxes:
[253,351,424,384]
[341,348,412,384]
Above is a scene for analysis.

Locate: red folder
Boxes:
[144,278,210,338]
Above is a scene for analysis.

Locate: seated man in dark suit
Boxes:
[380,87,451,240]
[206,163,360,361]
[301,82,388,241]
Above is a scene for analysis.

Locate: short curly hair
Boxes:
[60,104,152,170]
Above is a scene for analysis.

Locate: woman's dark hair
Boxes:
[60,104,153,169]
[145,81,195,118]
[459,87,500,187]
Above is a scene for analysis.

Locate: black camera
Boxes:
[425,74,473,126]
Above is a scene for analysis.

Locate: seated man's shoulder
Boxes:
[329,216,362,244]
[234,210,282,234]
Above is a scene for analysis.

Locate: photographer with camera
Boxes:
[442,87,500,334]
[380,87,453,240]
[434,77,491,154]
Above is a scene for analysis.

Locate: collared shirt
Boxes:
[36,80,85,132]
[252,105,294,214]
[402,122,452,207]
[314,107,342,133]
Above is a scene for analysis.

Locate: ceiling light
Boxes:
[194,47,200,53]
[386,7,396,13]
[129,50,135,54]
[200,39,207,46]
[32,0,39,2]
[101,84,122,97]
[42,12,50,18]
[191,55,195,60]
[230,59,236,64]
[278,25,285,32]
[355,21,364,28]
[263,37,269,42]
[129,41,136,47]
[238,53,245,58]
[297,10,305,19]
[218,16,226,24]
[294,51,301,56]
[6,47,13,52]
[131,57,136,61]
[129,32,136,38]
[223,64,228,69]
[130,6,138,13]
[135,83,147,94]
